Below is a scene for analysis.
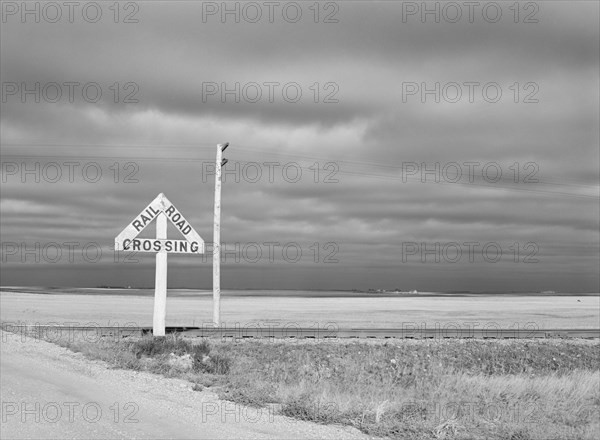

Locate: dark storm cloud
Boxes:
[1,1,598,291]
[2,1,598,126]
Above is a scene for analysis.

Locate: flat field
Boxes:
[2,288,599,439]
[1,288,598,329]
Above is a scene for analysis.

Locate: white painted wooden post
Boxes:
[153,213,167,336]
[213,142,228,327]
[213,145,223,327]
[115,193,204,336]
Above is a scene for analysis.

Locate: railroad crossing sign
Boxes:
[115,193,204,254]
[115,193,204,336]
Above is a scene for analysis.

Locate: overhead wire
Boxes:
[2,142,598,199]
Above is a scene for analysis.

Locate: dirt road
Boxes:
[0,331,369,439]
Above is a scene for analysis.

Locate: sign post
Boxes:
[213,142,229,327]
[115,193,204,336]
[153,213,168,336]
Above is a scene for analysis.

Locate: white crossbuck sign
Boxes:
[115,193,204,254]
[115,193,205,336]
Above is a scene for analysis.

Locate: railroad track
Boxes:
[2,324,599,339]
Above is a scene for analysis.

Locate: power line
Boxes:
[2,143,598,199]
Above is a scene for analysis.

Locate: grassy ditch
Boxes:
[19,331,600,440]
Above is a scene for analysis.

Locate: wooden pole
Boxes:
[213,144,224,326]
[153,212,167,336]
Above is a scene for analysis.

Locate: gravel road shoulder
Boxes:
[1,330,374,440]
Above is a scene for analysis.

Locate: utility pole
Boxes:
[213,142,229,327]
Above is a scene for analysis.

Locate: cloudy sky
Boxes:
[1,0,598,292]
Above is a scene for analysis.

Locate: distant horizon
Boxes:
[2,286,598,296]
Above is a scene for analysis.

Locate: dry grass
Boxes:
[48,333,232,377]
[210,339,599,439]
[14,329,600,440]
